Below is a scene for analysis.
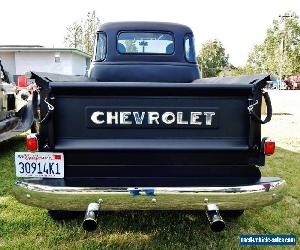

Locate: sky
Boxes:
[0,0,299,66]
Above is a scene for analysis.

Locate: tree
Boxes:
[82,11,100,55]
[64,11,100,55]
[197,39,229,78]
[223,45,267,77]
[124,40,138,53]
[64,22,83,51]
[246,11,300,78]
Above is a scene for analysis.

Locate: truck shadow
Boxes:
[51,209,244,234]
[0,136,26,154]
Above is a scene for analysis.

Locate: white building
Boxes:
[0,45,91,82]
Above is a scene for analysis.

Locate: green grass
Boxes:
[0,138,299,249]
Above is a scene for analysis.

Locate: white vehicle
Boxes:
[0,59,35,142]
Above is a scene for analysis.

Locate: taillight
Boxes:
[263,138,275,156]
[17,75,28,88]
[26,134,38,152]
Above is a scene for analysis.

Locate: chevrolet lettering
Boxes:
[88,109,217,127]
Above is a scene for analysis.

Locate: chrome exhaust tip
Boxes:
[83,202,100,231]
[206,204,225,232]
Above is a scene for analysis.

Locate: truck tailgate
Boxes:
[37,81,265,186]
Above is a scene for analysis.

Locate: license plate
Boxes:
[15,152,64,178]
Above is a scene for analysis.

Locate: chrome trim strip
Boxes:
[13,179,286,211]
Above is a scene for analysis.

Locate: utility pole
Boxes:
[278,14,292,90]
[139,41,148,53]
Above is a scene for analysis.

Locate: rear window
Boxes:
[117,32,174,54]
[184,34,196,63]
[94,32,107,61]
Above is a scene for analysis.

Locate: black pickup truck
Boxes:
[14,22,285,232]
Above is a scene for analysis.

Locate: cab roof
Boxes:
[98,21,193,34]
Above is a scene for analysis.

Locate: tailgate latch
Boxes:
[44,97,54,111]
[40,97,55,124]
[247,100,258,113]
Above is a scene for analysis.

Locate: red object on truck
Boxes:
[17,75,27,88]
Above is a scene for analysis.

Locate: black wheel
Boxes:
[222,210,244,218]
[48,210,83,220]
[31,109,40,133]
[30,120,39,133]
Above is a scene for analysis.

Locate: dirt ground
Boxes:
[262,90,300,152]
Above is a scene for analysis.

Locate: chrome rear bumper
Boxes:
[14,177,286,211]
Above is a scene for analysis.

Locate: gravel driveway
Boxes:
[262,90,300,152]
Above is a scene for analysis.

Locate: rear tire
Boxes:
[31,109,40,133]
[222,210,244,218]
[30,120,39,133]
[48,210,83,220]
